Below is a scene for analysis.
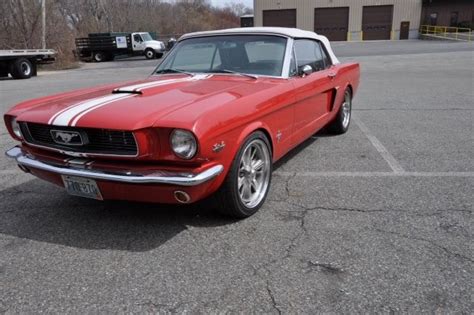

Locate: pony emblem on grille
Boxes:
[50,130,85,146]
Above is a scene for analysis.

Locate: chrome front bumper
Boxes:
[5,146,223,186]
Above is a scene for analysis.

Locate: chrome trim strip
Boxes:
[21,122,140,158]
[6,146,223,186]
[154,34,292,79]
[281,38,294,79]
[152,72,287,80]
[179,32,291,41]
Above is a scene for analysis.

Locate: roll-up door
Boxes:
[314,7,349,41]
[362,5,393,40]
[263,9,297,28]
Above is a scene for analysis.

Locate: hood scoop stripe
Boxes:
[112,90,142,95]
[112,74,212,93]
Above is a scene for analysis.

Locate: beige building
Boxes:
[254,0,424,41]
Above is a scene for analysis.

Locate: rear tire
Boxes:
[327,88,352,134]
[145,49,155,59]
[10,58,33,79]
[93,51,105,62]
[214,131,272,218]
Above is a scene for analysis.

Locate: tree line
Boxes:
[0,0,252,66]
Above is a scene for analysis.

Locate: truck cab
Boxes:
[131,32,166,59]
[75,32,165,62]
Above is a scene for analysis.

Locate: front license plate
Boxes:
[61,175,103,200]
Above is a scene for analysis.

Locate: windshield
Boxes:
[141,33,153,42]
[156,35,288,77]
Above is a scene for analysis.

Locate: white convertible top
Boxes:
[179,27,340,65]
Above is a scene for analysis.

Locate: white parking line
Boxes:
[0,169,21,175]
[352,116,405,173]
[274,171,474,177]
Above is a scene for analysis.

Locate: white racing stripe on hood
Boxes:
[114,74,212,92]
[48,98,95,125]
[50,94,130,126]
[114,78,185,92]
[50,74,212,127]
[70,94,136,126]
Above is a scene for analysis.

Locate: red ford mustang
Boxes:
[4,27,360,218]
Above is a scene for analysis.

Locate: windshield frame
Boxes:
[152,34,293,79]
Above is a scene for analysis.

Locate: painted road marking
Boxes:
[1,168,473,178]
[0,170,22,175]
[274,171,474,177]
[352,116,405,173]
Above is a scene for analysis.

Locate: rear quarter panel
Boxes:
[323,62,360,124]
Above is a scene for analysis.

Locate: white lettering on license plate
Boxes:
[61,175,103,200]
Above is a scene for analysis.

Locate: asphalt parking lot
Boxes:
[0,40,473,313]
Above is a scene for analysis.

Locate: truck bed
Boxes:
[0,49,55,59]
[75,36,132,52]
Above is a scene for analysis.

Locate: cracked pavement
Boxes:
[0,41,473,313]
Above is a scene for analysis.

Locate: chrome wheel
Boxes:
[21,61,31,76]
[237,139,271,209]
[341,91,351,129]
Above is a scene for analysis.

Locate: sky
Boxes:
[210,0,253,9]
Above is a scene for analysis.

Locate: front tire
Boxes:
[327,88,352,134]
[215,131,272,218]
[145,49,156,59]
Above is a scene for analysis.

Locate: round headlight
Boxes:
[11,117,22,139]
[170,129,197,159]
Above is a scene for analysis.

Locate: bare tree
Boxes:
[0,0,251,66]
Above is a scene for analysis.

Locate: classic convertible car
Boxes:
[4,27,359,218]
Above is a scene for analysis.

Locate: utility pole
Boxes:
[41,0,46,49]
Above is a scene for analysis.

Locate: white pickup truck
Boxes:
[75,32,166,62]
[0,49,56,79]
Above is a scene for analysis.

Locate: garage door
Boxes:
[314,7,349,41]
[263,9,296,28]
[362,5,393,40]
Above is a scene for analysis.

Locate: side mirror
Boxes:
[300,65,313,76]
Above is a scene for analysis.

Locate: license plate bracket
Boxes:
[61,175,103,200]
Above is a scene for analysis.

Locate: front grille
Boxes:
[20,122,138,156]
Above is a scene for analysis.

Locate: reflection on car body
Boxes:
[5,27,360,218]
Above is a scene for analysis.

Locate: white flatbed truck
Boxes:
[0,49,56,79]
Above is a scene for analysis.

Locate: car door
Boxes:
[290,39,334,146]
[132,33,146,52]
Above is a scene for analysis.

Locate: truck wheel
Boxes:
[10,58,33,79]
[93,52,105,62]
[327,88,352,134]
[145,49,155,59]
[215,131,272,218]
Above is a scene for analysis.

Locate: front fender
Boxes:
[204,121,274,172]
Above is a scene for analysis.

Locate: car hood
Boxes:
[146,40,164,47]
[15,74,280,131]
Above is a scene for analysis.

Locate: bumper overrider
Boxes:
[5,146,224,203]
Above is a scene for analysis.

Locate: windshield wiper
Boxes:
[210,69,258,80]
[155,68,193,76]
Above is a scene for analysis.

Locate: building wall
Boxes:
[254,0,423,40]
[421,0,473,28]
